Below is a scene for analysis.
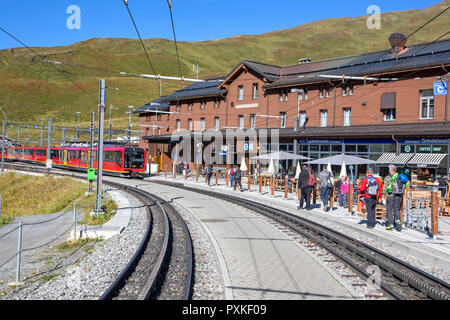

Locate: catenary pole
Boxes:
[96,80,106,215]
[1,119,6,174]
[46,118,52,176]
[89,111,95,193]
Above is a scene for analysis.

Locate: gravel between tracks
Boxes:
[0,191,148,300]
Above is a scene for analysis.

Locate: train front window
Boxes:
[125,149,145,168]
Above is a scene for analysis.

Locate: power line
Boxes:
[406,6,449,39]
[0,26,96,102]
[122,0,161,94]
[166,0,184,89]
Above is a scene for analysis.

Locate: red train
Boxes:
[4,145,146,178]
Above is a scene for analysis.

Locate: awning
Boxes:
[406,153,447,168]
[375,153,414,167]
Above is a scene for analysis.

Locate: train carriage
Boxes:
[4,145,146,178]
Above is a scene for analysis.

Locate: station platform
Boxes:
[147,174,450,282]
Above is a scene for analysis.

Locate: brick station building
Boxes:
[136,35,450,182]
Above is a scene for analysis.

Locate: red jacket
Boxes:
[359,175,383,200]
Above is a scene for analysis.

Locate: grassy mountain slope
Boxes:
[0,0,449,138]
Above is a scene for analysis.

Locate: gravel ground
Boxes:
[0,191,148,300]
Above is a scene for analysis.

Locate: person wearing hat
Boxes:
[383,165,408,231]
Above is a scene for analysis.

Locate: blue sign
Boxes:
[434,81,447,96]
[243,143,250,152]
[219,152,227,156]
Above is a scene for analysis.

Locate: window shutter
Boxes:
[380,92,396,110]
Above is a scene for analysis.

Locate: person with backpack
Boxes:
[383,165,407,231]
[206,164,213,186]
[229,166,235,189]
[359,168,383,229]
[319,165,334,212]
[298,165,314,210]
[234,166,243,192]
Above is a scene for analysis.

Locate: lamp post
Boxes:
[290,88,304,169]
[40,118,45,146]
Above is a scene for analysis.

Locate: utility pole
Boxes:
[89,111,95,193]
[1,119,6,174]
[76,112,81,141]
[40,121,44,147]
[17,127,20,146]
[46,118,52,176]
[96,80,106,215]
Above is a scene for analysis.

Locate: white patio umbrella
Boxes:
[267,159,275,174]
[240,158,248,171]
[306,154,377,165]
[250,151,310,161]
[340,161,347,177]
[295,162,301,180]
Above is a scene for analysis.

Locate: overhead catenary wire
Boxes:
[0,26,97,103]
[166,0,184,89]
[122,0,162,95]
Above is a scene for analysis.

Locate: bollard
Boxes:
[248,173,251,191]
[259,175,262,194]
[285,176,288,199]
[431,190,439,238]
[0,193,2,219]
[225,166,229,187]
[271,176,275,197]
[313,188,317,204]
[330,187,334,209]
[16,220,23,283]
[349,183,353,214]
[196,164,199,182]
[185,166,187,181]
[216,171,219,186]
[173,163,176,179]
[165,165,167,178]
[73,203,77,241]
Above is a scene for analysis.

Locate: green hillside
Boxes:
[0,0,449,138]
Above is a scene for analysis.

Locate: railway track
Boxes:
[3,163,194,300]
[152,180,450,301]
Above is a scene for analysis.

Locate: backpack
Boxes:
[235,170,241,179]
[366,176,378,196]
[230,169,234,176]
[393,177,406,195]
[307,171,316,187]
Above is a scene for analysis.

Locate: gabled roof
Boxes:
[134,96,170,114]
[161,79,226,102]
[219,60,281,88]
[265,38,450,88]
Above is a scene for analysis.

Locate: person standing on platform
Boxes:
[438,175,448,198]
[206,164,213,186]
[359,168,383,229]
[383,165,407,231]
[341,176,350,209]
[335,176,345,207]
[298,165,311,210]
[234,166,243,192]
[229,166,235,189]
[319,165,334,212]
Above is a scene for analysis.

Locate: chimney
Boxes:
[389,33,407,55]
[298,58,312,64]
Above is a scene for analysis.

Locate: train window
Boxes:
[24,149,34,156]
[81,151,88,164]
[68,150,81,160]
[37,149,47,156]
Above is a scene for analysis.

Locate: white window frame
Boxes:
[176,119,181,130]
[188,119,193,131]
[280,112,287,128]
[300,111,306,127]
[343,108,351,126]
[252,83,259,100]
[320,110,327,128]
[349,83,354,96]
[279,89,288,102]
[342,85,347,97]
[383,108,396,121]
[215,117,220,130]
[420,90,434,120]
[238,85,244,101]
[250,114,256,129]
[239,115,244,129]
[201,118,206,131]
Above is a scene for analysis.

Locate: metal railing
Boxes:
[403,197,431,233]
[0,204,79,283]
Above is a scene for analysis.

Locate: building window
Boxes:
[250,114,256,129]
[320,110,327,128]
[238,85,244,101]
[279,89,288,102]
[304,89,308,100]
[201,118,206,131]
[176,119,181,130]
[343,108,351,126]
[215,117,220,130]
[252,83,259,100]
[420,89,434,120]
[349,83,354,96]
[280,112,287,128]
[298,88,308,101]
[200,100,206,110]
[300,111,306,127]
[188,119,193,131]
[176,105,181,112]
[188,102,193,111]
[342,85,347,97]
[383,108,396,121]
[319,87,325,99]
[214,99,220,109]
[238,115,244,129]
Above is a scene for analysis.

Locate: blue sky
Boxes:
[0,0,444,49]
